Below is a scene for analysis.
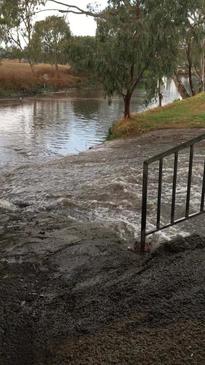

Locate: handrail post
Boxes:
[171,152,178,223]
[140,161,148,253]
[157,158,163,230]
[185,145,194,218]
[200,160,205,212]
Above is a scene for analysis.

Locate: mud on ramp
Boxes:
[0,234,205,365]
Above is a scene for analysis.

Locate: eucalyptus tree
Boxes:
[0,0,43,72]
[94,0,181,118]
[46,0,205,104]
[68,36,97,74]
[31,15,71,70]
[32,0,204,108]
[174,0,205,96]
[186,1,205,95]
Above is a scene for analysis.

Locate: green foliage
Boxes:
[31,16,71,68]
[0,0,19,26]
[0,0,43,69]
[94,0,205,116]
[0,0,204,110]
[174,0,205,95]
[3,46,24,60]
[67,36,96,74]
[95,0,182,117]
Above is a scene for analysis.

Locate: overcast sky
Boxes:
[36,1,108,36]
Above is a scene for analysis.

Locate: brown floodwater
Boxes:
[0,128,205,247]
[0,82,179,170]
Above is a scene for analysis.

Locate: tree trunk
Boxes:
[201,44,205,92]
[158,79,163,107]
[188,61,195,96]
[123,93,131,119]
[28,60,35,75]
[186,41,195,96]
[55,60,59,77]
[55,49,59,75]
[173,73,190,99]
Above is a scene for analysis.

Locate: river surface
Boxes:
[0,80,179,170]
[0,129,205,249]
[1,82,204,247]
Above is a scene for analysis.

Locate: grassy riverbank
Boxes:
[110,92,205,139]
[0,59,82,96]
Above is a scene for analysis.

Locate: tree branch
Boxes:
[122,0,132,9]
[48,0,102,17]
[35,8,64,14]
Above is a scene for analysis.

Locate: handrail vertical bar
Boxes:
[185,145,194,218]
[140,161,148,253]
[157,159,163,229]
[200,160,205,212]
[171,152,178,223]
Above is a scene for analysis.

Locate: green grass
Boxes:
[110,93,205,139]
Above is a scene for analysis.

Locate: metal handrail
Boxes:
[140,132,205,253]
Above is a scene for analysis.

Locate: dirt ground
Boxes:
[0,129,205,364]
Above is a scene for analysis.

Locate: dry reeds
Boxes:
[0,59,80,94]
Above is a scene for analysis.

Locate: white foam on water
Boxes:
[82,151,204,245]
[0,199,18,211]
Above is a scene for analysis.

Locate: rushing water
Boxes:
[2,80,203,246]
[0,129,205,249]
[0,80,180,169]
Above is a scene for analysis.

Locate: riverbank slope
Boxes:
[110,92,205,139]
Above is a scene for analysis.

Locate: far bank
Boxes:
[0,59,83,97]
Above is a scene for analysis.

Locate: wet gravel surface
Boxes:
[0,129,205,364]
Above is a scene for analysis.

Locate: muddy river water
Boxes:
[0,81,179,169]
[0,83,205,248]
[0,129,205,253]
